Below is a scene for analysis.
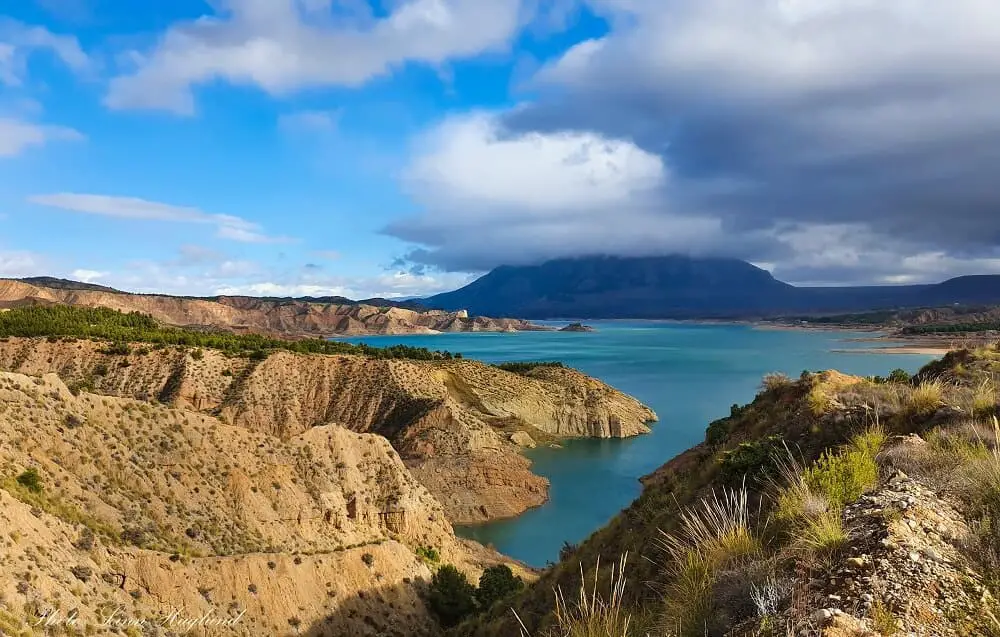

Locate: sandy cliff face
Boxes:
[0,279,544,336]
[0,338,656,524]
[0,371,523,636]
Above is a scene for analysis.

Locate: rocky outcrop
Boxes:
[0,278,547,336]
[559,323,596,332]
[777,470,994,635]
[0,371,526,637]
[0,338,656,524]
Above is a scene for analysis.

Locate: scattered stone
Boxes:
[509,431,537,449]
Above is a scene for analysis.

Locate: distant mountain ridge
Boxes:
[15,277,426,310]
[424,255,1000,319]
[0,278,543,336]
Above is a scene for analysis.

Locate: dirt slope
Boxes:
[0,278,544,336]
[0,338,656,524]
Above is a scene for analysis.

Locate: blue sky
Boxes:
[0,0,605,297]
[3,1,1000,297]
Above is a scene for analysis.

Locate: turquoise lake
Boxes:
[347,322,936,567]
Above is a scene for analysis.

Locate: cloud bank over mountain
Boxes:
[387,0,1000,285]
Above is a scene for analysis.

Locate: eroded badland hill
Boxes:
[0,337,654,524]
[0,304,655,636]
[0,371,500,637]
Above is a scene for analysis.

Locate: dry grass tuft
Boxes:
[906,380,945,415]
[799,510,847,556]
[516,554,636,637]
[761,372,793,393]
[657,489,762,636]
[973,379,998,417]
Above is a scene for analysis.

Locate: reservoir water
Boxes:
[347,322,936,567]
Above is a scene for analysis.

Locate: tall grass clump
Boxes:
[799,511,848,556]
[907,380,945,415]
[958,418,1000,595]
[657,489,762,636]
[973,379,997,418]
[516,554,635,637]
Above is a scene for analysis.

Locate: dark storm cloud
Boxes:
[386,0,1000,283]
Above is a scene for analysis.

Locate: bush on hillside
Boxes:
[493,361,565,374]
[16,468,43,494]
[427,565,477,627]
[803,449,878,511]
[476,565,524,609]
[718,436,784,484]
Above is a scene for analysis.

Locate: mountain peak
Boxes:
[425,255,1000,319]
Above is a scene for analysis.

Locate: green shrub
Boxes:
[760,372,793,392]
[705,417,730,447]
[888,368,911,383]
[719,436,783,484]
[427,565,477,627]
[101,341,131,356]
[16,468,43,493]
[493,361,565,374]
[803,449,878,511]
[476,565,523,609]
[907,380,945,415]
[415,546,440,564]
[559,541,578,562]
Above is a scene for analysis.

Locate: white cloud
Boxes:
[0,118,83,157]
[0,250,44,278]
[28,193,294,244]
[383,0,1000,282]
[70,269,108,283]
[105,0,529,114]
[387,112,724,270]
[405,112,665,213]
[86,255,470,299]
[213,270,474,299]
[766,222,1000,286]
[278,109,340,133]
[0,19,90,86]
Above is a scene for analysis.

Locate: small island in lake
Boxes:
[559,322,596,332]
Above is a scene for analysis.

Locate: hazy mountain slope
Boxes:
[0,278,543,335]
[426,255,797,318]
[425,255,1000,319]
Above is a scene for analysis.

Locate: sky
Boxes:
[2,0,1000,298]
